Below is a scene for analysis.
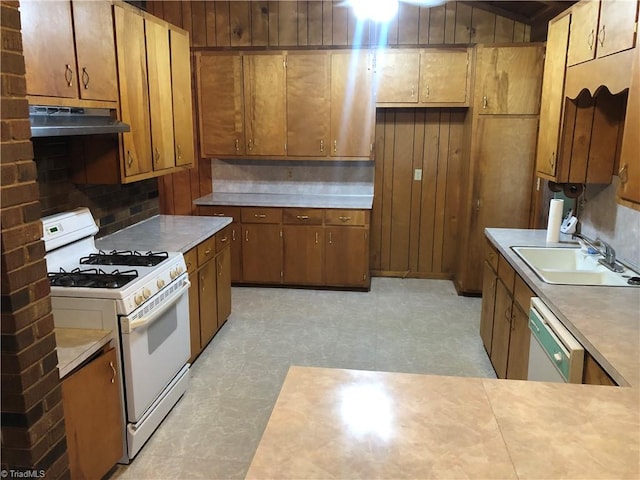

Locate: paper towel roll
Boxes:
[546,198,564,243]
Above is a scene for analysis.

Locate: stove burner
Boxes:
[48,268,139,289]
[80,250,169,267]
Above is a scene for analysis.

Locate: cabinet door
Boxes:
[243,54,286,156]
[72,0,118,101]
[477,46,544,115]
[198,54,245,156]
[170,28,195,167]
[216,247,232,327]
[114,6,152,177]
[376,50,420,103]
[188,269,201,362]
[146,19,175,171]
[199,259,218,348]
[597,0,639,58]
[506,305,530,380]
[242,224,282,283]
[567,1,600,66]
[21,1,77,98]
[480,261,497,355]
[490,279,512,379]
[62,349,123,480]
[420,49,469,104]
[283,226,324,285]
[536,14,571,179]
[286,52,330,157]
[618,45,640,204]
[325,227,369,287]
[330,51,375,158]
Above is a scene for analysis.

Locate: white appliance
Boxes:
[42,208,191,462]
[527,297,584,383]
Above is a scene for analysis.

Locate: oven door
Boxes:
[119,274,191,422]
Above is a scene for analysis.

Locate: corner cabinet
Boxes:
[617,43,640,206]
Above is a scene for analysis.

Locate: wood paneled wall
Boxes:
[371,109,465,278]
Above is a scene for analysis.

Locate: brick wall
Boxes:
[34,137,160,237]
[0,1,69,478]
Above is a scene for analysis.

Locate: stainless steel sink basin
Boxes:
[511,247,639,287]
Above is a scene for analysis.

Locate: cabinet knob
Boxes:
[248,139,253,151]
[154,148,160,165]
[176,144,182,161]
[65,64,73,87]
[81,67,90,89]
[296,215,309,220]
[320,139,324,152]
[482,95,488,109]
[235,139,240,151]
[254,214,266,219]
[204,248,212,255]
[619,163,628,184]
[338,216,351,222]
[333,140,337,152]
[219,236,228,243]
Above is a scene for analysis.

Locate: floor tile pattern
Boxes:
[110,278,495,479]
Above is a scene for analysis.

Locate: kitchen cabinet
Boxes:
[21,0,118,103]
[375,50,420,104]
[583,352,617,385]
[283,209,325,285]
[197,53,245,157]
[243,53,287,156]
[170,27,195,167]
[618,44,640,205]
[330,51,375,159]
[536,13,571,179]
[480,243,499,355]
[286,52,331,157]
[197,236,218,348]
[61,347,123,480]
[567,0,638,66]
[241,208,283,284]
[476,45,544,115]
[325,226,370,288]
[197,206,243,282]
[419,49,470,105]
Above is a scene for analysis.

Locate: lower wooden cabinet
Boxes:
[242,224,283,283]
[61,347,123,480]
[185,226,232,362]
[283,225,324,285]
[325,227,369,288]
[582,352,617,386]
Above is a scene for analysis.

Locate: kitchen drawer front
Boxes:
[215,225,233,251]
[514,274,534,312]
[241,207,283,224]
[184,248,198,273]
[485,241,499,272]
[324,209,365,226]
[283,208,323,225]
[198,205,241,222]
[197,237,216,265]
[497,254,515,293]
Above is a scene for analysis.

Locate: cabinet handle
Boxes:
[232,229,236,241]
[212,213,225,217]
[64,64,73,87]
[217,260,222,277]
[504,307,510,322]
[81,67,89,89]
[588,29,595,50]
[333,140,337,152]
[329,232,333,244]
[204,248,212,256]
[296,215,309,220]
[127,151,134,167]
[549,151,555,169]
[109,361,116,384]
[476,199,481,211]
[482,95,488,109]
[248,138,253,151]
[154,147,160,165]
[619,163,628,184]
[176,144,182,161]
[245,230,249,242]
[201,275,205,290]
[338,216,351,222]
[235,139,240,151]
[254,214,266,219]
[186,261,192,270]
[598,25,606,47]
[315,231,319,244]
[320,139,324,152]
[219,236,228,243]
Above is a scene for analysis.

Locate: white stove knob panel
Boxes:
[134,294,144,306]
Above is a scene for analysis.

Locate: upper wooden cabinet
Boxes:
[170,28,195,167]
[286,52,331,157]
[618,45,640,205]
[476,45,545,115]
[330,51,375,159]
[567,0,639,66]
[21,0,118,102]
[419,49,470,105]
[375,50,420,103]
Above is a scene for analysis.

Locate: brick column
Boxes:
[1,1,69,478]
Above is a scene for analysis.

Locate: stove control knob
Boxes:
[170,269,177,280]
[178,266,184,275]
[135,294,144,306]
[142,288,151,299]
[157,279,165,289]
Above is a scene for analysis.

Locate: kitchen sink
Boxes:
[511,246,640,287]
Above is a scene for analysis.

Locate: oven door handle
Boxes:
[121,278,191,334]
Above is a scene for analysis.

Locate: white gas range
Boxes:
[43,208,191,462]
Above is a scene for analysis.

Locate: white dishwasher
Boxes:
[527,297,584,383]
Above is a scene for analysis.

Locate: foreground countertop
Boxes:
[55,328,113,379]
[247,366,639,480]
[194,192,374,209]
[96,215,232,253]
[486,228,640,387]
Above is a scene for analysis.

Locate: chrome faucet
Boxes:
[572,233,624,273]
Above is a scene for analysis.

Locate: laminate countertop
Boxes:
[193,192,374,209]
[247,366,639,480]
[55,328,113,379]
[96,215,232,253]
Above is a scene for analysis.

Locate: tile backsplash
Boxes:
[34,137,159,237]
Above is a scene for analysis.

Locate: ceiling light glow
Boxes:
[352,0,399,23]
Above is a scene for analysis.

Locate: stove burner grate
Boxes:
[80,250,169,267]
[47,267,139,289]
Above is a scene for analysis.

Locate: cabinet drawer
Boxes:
[215,225,233,251]
[485,241,499,272]
[198,205,241,222]
[197,237,216,265]
[241,207,283,224]
[283,208,324,225]
[513,274,534,312]
[324,209,365,226]
[184,248,198,273]
[497,254,515,293]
